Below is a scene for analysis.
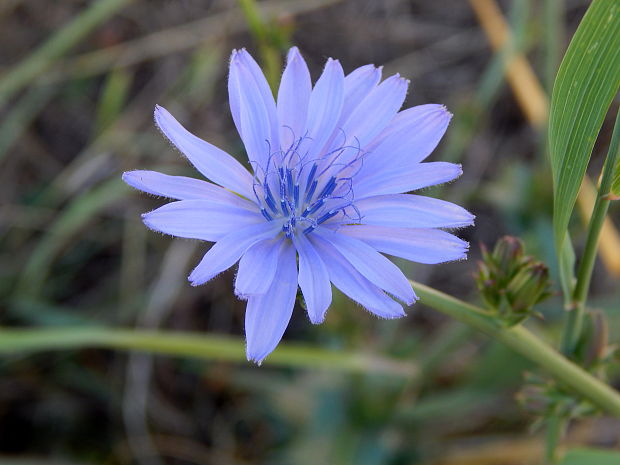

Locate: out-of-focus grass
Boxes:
[1,0,619,464]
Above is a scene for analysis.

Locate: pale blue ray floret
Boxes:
[122,46,474,364]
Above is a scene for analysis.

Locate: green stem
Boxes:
[411,281,620,416]
[2,283,620,415]
[545,414,566,464]
[0,327,416,377]
[561,109,620,355]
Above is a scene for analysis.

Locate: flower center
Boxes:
[252,134,364,237]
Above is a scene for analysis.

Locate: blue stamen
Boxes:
[306,164,317,189]
[286,168,294,196]
[279,175,286,199]
[302,198,325,217]
[318,176,337,199]
[305,180,318,203]
[261,208,273,221]
[264,184,278,213]
[293,183,300,208]
[316,210,338,225]
[281,199,290,216]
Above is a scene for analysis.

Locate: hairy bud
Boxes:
[476,236,552,326]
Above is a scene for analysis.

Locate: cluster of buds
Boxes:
[475,236,552,326]
[517,372,597,422]
[517,311,613,421]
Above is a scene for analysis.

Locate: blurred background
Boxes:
[1,0,619,464]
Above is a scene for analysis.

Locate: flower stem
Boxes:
[545,414,566,464]
[0,326,416,377]
[2,284,620,414]
[561,109,620,355]
[411,280,620,416]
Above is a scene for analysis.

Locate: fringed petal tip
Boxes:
[439,104,454,120]
[187,272,204,287]
[140,211,161,233]
[153,104,167,128]
[308,312,326,325]
[286,46,301,62]
[246,350,266,366]
[121,171,147,194]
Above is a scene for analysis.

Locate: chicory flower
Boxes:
[123,47,474,363]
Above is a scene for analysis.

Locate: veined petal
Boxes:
[229,51,273,171]
[188,220,282,286]
[228,52,242,137]
[341,64,382,122]
[309,234,405,319]
[236,49,280,152]
[245,240,297,364]
[154,105,254,199]
[339,225,469,264]
[123,170,249,202]
[235,237,283,297]
[293,233,332,324]
[363,104,452,173]
[142,199,262,242]
[304,58,344,158]
[340,74,409,149]
[354,161,463,198]
[313,227,416,305]
[356,194,475,229]
[277,47,311,150]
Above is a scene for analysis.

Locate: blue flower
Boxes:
[123,47,474,363]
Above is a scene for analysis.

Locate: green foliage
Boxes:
[0,0,132,106]
[608,116,620,200]
[560,448,620,465]
[548,0,620,253]
[612,157,620,199]
[94,69,132,136]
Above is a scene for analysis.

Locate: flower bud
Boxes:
[476,236,552,325]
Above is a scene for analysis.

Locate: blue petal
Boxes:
[339,225,469,264]
[340,74,408,149]
[364,104,452,169]
[356,194,475,229]
[304,58,344,158]
[277,47,311,151]
[341,64,381,123]
[188,221,282,286]
[228,53,242,137]
[245,241,298,364]
[319,74,409,179]
[154,105,254,199]
[123,170,247,201]
[313,227,416,305]
[354,161,463,198]
[235,237,283,297]
[309,234,405,319]
[236,49,280,154]
[142,199,262,242]
[229,51,275,172]
[293,233,332,324]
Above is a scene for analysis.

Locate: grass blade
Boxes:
[549,0,620,251]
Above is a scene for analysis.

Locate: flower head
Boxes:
[123,47,474,363]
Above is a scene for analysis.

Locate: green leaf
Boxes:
[549,0,620,250]
[558,232,576,303]
[560,448,620,465]
[610,135,620,200]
